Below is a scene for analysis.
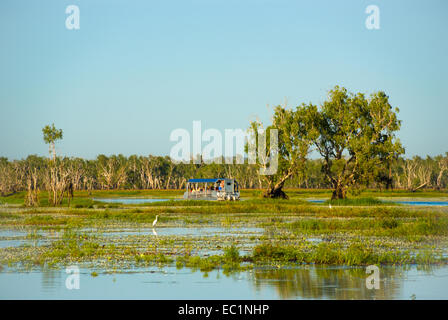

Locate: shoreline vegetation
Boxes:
[3,88,446,203]
[1,189,447,274]
[1,88,447,275]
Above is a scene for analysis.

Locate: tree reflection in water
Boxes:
[250,266,406,299]
[41,267,62,293]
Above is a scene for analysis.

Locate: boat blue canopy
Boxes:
[187,178,225,183]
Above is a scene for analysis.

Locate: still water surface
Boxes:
[307,199,448,206]
[2,198,447,299]
[1,265,447,299]
[93,198,174,204]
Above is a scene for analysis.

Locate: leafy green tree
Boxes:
[302,86,404,199]
[42,124,63,161]
[250,105,312,198]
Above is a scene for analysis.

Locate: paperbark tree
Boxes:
[302,86,404,199]
[25,167,40,207]
[42,124,63,161]
[250,105,312,199]
[22,156,46,206]
[436,153,448,190]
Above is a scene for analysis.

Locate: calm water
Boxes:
[2,197,446,299]
[93,198,175,204]
[0,229,59,249]
[391,201,448,206]
[0,265,447,299]
[307,199,448,206]
[100,227,264,238]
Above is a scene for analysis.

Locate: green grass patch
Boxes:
[326,197,387,206]
[251,242,445,265]
[284,216,448,237]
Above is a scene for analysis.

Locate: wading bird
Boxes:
[152,215,159,227]
[329,203,332,209]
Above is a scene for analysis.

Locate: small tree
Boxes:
[45,158,71,206]
[42,124,71,206]
[42,124,63,161]
[435,153,448,190]
[23,155,45,207]
[25,167,40,207]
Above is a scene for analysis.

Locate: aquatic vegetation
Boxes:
[380,218,400,229]
[0,189,447,274]
[24,215,69,226]
[250,242,446,266]
[25,231,42,240]
[135,253,174,265]
[326,197,387,206]
[223,245,240,262]
[175,246,247,274]
[283,215,448,238]
[0,212,19,219]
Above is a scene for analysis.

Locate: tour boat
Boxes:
[183,178,240,201]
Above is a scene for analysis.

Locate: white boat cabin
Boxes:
[183,178,240,201]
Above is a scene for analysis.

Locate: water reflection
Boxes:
[41,268,61,293]
[250,267,405,299]
[1,265,447,299]
[307,199,448,206]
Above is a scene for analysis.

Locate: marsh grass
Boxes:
[1,189,447,272]
[63,203,435,218]
[223,245,240,262]
[272,188,448,199]
[175,245,245,273]
[284,216,448,237]
[135,252,174,265]
[326,197,387,206]
[0,212,20,219]
[42,233,131,264]
[2,188,447,207]
[250,242,444,266]
[71,205,444,220]
[24,215,70,226]
[88,210,160,223]
[26,231,42,240]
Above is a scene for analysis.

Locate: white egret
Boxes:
[152,215,159,227]
[329,203,332,209]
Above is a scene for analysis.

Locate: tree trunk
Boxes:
[386,166,393,190]
[331,183,346,200]
[436,168,446,190]
[263,177,289,199]
[263,185,288,199]
[411,182,427,192]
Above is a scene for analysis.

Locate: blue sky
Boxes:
[1,0,447,159]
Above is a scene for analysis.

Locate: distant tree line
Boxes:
[1,86,447,205]
[0,153,447,196]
